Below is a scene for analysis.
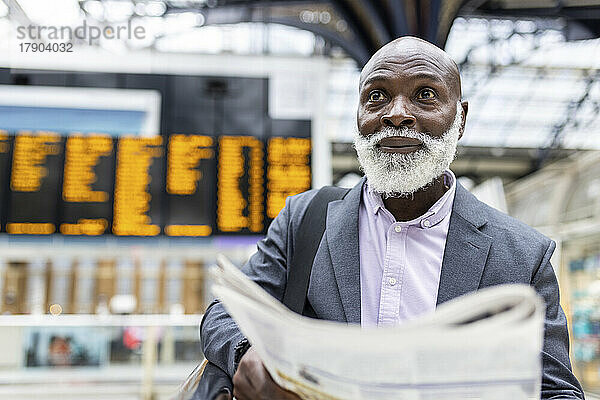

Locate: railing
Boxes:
[0,314,204,400]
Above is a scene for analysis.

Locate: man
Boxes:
[200,37,584,399]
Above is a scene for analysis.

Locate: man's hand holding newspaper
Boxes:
[212,255,545,400]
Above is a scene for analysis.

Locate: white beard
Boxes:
[353,102,463,198]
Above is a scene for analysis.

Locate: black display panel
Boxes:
[0,130,11,228]
[60,135,115,235]
[0,71,312,236]
[6,132,64,234]
[164,134,216,237]
[266,120,312,222]
[216,136,265,234]
[112,136,164,236]
[0,131,311,236]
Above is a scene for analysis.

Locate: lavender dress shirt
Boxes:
[359,170,456,327]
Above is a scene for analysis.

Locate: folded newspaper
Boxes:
[212,255,545,400]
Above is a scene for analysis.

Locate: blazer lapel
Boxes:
[324,178,364,324]
[437,183,492,305]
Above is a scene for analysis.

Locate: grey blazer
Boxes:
[201,178,584,399]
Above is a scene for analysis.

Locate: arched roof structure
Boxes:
[156,0,600,65]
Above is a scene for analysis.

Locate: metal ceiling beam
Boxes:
[178,4,372,65]
[384,0,409,37]
[466,5,600,19]
[269,16,371,64]
[328,0,381,60]
[353,0,393,44]
[207,0,314,6]
[4,0,33,28]
[437,0,470,46]
[427,0,443,42]
[533,70,598,171]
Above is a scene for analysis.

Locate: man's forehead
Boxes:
[361,56,448,85]
[359,37,460,92]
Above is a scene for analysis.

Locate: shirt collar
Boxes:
[364,170,456,228]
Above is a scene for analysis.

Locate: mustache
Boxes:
[354,127,440,151]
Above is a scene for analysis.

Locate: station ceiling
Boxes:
[3,0,600,160]
[162,0,600,65]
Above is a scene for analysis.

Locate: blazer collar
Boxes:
[451,182,489,229]
[323,178,492,320]
[436,182,492,305]
[324,177,365,324]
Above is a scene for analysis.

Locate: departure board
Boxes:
[7,132,63,234]
[0,130,10,227]
[60,135,115,235]
[112,136,163,236]
[0,131,311,236]
[0,130,8,154]
[217,136,264,233]
[165,134,215,237]
[266,137,311,219]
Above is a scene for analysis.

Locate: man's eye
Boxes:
[417,88,436,100]
[368,90,386,102]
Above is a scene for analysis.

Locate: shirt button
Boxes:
[388,277,397,286]
[422,219,431,228]
[394,225,402,233]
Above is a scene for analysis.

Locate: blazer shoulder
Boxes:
[284,184,355,229]
[285,188,321,225]
[464,191,553,252]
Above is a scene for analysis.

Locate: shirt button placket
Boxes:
[396,224,407,321]
[380,223,402,325]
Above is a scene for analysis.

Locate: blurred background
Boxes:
[0,0,599,399]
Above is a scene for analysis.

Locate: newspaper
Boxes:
[212,255,545,400]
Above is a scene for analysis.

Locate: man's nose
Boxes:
[380,101,416,128]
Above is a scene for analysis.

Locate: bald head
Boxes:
[359,36,462,99]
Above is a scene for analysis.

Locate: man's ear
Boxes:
[459,101,468,140]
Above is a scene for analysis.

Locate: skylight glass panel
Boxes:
[503,128,551,148]
[461,125,509,147]
[516,103,567,127]
[527,78,587,101]
[445,17,600,149]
